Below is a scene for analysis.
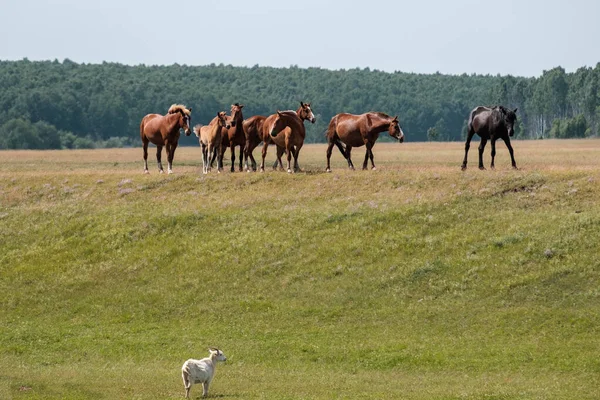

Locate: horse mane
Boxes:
[371,111,392,120]
[494,105,517,122]
[168,104,192,116]
[279,110,299,118]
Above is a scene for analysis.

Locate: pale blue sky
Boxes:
[1,0,598,77]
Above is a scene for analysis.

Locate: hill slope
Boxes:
[1,141,599,399]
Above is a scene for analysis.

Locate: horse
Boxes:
[272,102,315,170]
[140,104,192,174]
[259,110,306,173]
[325,112,404,172]
[216,103,245,172]
[461,105,518,170]
[243,102,315,172]
[194,111,231,174]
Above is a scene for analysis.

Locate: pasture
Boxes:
[1,140,600,399]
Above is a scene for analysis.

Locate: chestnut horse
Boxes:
[259,110,306,173]
[461,105,518,170]
[325,112,404,172]
[140,104,192,174]
[243,102,315,172]
[215,103,245,172]
[194,111,231,174]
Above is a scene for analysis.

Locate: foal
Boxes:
[195,111,230,174]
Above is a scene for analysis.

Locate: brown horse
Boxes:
[140,104,192,174]
[259,110,306,173]
[194,111,231,174]
[325,112,404,172]
[243,102,315,172]
[273,102,315,170]
[461,105,518,170]
[215,103,245,172]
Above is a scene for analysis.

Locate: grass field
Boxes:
[1,140,600,399]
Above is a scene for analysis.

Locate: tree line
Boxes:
[0,59,598,149]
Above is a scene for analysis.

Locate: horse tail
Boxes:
[325,116,347,159]
[193,124,203,138]
[182,364,191,390]
[325,115,337,140]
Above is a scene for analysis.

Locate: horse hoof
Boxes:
[372,167,377,171]
[159,170,164,174]
[326,168,331,173]
[479,167,486,171]
[144,170,149,174]
[461,166,467,171]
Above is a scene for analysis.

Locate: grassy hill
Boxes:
[1,140,599,399]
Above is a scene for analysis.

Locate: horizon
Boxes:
[4,56,597,79]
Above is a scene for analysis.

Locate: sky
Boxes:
[0,0,598,77]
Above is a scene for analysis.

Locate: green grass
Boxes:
[1,141,600,399]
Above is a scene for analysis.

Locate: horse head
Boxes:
[297,101,316,124]
[270,110,290,137]
[217,111,231,129]
[168,104,193,136]
[182,110,192,136]
[229,103,244,127]
[495,106,518,137]
[504,107,518,137]
[389,116,404,143]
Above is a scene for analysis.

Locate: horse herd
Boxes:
[139,102,518,174]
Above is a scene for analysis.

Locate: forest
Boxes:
[0,58,598,149]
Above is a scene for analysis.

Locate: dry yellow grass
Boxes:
[2,138,599,174]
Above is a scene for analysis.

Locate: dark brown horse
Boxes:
[140,104,192,174]
[259,110,306,173]
[215,103,245,172]
[461,105,518,170]
[243,102,315,172]
[325,112,404,172]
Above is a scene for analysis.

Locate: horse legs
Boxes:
[142,138,150,174]
[362,142,375,170]
[490,137,498,170]
[293,143,303,172]
[461,129,475,170]
[503,136,518,169]
[201,143,208,174]
[286,146,293,174]
[326,140,335,172]
[244,141,253,172]
[167,142,177,174]
[217,144,225,172]
[260,142,269,172]
[273,146,285,170]
[208,144,217,173]
[156,145,164,173]
[478,137,488,170]
[369,145,376,170]
[248,144,258,172]
[238,145,244,172]
[229,144,236,173]
[346,146,355,170]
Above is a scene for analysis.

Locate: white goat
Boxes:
[181,348,227,398]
